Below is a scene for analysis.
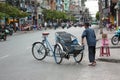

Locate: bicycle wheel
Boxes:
[54,44,63,64]
[111,36,119,45]
[73,50,83,63]
[32,42,47,60]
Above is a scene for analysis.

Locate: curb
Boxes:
[96,46,120,49]
[96,58,120,63]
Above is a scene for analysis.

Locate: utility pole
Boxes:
[99,0,103,34]
[116,1,120,29]
[34,0,37,28]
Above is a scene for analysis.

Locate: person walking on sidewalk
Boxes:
[44,21,47,30]
[81,22,97,66]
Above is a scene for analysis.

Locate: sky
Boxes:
[85,0,99,17]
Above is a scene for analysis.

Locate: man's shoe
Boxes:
[88,62,96,66]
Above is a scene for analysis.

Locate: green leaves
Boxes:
[0,12,9,19]
[42,9,74,21]
[96,11,100,20]
[18,11,29,18]
[0,3,28,18]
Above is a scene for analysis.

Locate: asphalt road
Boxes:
[0,26,120,80]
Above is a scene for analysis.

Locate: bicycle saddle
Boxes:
[42,32,49,35]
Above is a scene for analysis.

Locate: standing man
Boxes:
[81,22,97,66]
[44,21,47,30]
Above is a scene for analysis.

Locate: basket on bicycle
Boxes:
[55,31,83,54]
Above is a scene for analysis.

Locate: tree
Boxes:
[42,9,75,22]
[0,3,29,18]
[96,11,100,21]
[0,12,9,19]
[0,3,29,31]
[0,12,9,25]
[18,11,29,18]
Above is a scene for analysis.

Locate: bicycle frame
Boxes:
[42,34,54,56]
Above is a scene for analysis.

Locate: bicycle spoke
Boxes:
[32,42,47,60]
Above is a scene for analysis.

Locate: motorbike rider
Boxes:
[0,24,5,32]
[0,24,7,40]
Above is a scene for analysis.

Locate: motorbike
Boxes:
[111,28,120,45]
[0,30,7,41]
[5,25,14,36]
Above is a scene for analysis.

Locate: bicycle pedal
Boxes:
[65,54,70,59]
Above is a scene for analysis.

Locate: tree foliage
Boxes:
[18,11,29,18]
[0,12,9,19]
[42,9,75,21]
[0,3,29,18]
[96,11,100,20]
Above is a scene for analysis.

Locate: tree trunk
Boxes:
[13,17,16,32]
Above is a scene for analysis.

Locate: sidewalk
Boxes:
[95,27,120,63]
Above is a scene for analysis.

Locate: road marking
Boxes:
[0,55,9,60]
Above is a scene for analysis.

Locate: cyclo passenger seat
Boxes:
[42,32,49,37]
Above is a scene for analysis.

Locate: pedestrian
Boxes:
[44,21,47,30]
[108,22,113,31]
[81,22,97,66]
[39,23,42,30]
[0,24,5,33]
[15,22,19,31]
